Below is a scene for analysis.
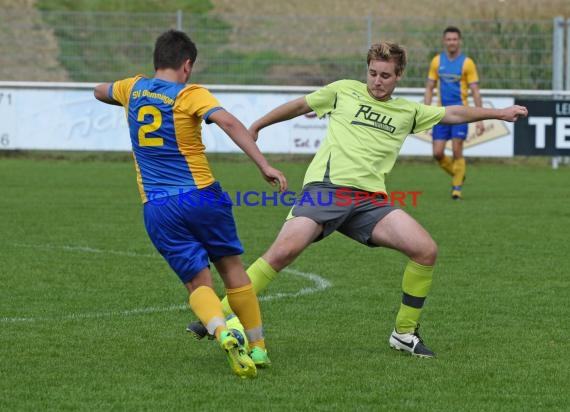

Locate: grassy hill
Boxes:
[0,0,68,81]
[211,0,569,20]
[1,0,568,84]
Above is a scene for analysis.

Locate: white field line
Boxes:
[3,243,332,323]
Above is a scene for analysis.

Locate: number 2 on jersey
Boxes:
[137,105,164,147]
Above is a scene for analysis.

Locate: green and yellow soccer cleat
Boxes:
[249,346,271,368]
[219,330,257,378]
[226,315,249,352]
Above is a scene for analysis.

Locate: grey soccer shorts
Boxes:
[287,182,399,246]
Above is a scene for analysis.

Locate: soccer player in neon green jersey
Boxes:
[94,30,287,377]
[188,41,527,357]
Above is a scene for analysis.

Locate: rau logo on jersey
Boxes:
[351,104,395,133]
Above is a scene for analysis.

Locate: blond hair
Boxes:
[367,42,407,76]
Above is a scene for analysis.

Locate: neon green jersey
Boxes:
[304,79,445,193]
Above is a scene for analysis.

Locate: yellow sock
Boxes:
[452,158,466,187]
[227,283,265,350]
[188,286,226,340]
[438,155,454,176]
[395,261,434,333]
[221,257,278,316]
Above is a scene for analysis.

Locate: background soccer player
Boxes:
[188,41,527,358]
[424,26,485,199]
[94,30,286,377]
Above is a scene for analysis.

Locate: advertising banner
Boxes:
[0,84,519,157]
[514,99,570,155]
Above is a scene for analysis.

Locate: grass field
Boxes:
[1,155,569,411]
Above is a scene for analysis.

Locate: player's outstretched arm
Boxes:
[209,109,288,192]
[94,83,122,106]
[441,105,528,124]
[249,97,312,141]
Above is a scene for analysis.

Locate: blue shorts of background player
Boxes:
[432,123,468,140]
[143,182,244,284]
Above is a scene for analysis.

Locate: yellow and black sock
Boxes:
[395,260,434,333]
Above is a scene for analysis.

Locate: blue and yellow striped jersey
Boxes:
[110,75,221,203]
[427,53,479,107]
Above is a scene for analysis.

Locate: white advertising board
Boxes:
[0,83,515,156]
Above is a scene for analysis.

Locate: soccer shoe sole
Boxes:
[252,357,272,368]
[221,337,257,378]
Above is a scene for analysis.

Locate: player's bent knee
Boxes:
[410,239,437,266]
[421,240,438,266]
[266,245,302,270]
[425,240,438,265]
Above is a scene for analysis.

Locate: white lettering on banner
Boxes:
[528,117,553,148]
[528,116,570,149]
[555,103,570,115]
[556,117,570,149]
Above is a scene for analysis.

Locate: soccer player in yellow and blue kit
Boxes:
[189,41,527,358]
[424,26,485,199]
[94,30,287,378]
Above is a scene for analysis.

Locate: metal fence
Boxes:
[0,10,568,89]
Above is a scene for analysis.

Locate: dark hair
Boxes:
[153,30,198,70]
[443,26,462,38]
[367,41,407,76]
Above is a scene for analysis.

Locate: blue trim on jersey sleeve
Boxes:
[108,83,114,99]
[204,107,223,124]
